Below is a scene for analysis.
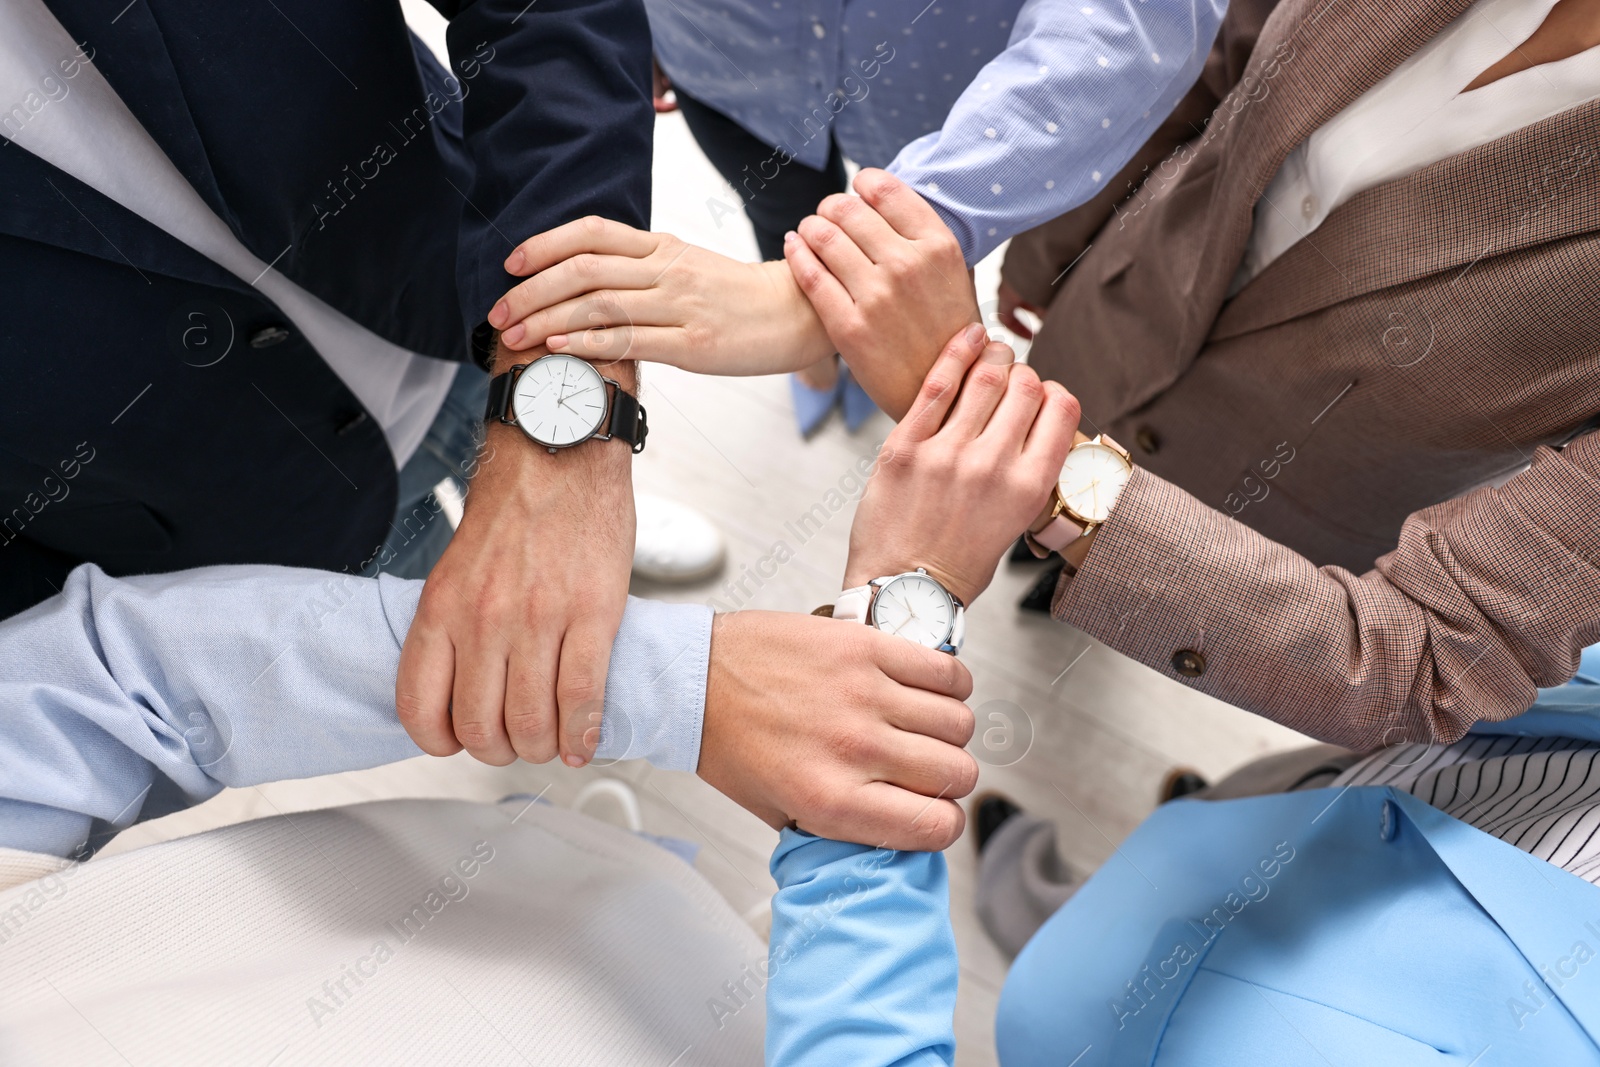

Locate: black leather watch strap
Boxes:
[484,366,518,423]
[604,386,648,453]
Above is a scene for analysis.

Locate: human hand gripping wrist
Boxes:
[696,610,980,852]
[395,338,634,769]
[843,324,1081,606]
[783,169,980,420]
[485,216,834,375]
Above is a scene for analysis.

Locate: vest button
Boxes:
[1135,426,1160,455]
[1171,649,1206,677]
[249,325,292,349]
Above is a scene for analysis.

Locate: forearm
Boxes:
[766,831,956,1067]
[0,564,709,858]
[888,0,1226,264]
[434,0,654,342]
[1056,434,1600,748]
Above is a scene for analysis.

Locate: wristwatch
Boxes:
[832,567,965,655]
[485,354,648,454]
[1025,433,1133,557]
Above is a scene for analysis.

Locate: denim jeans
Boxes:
[365,363,489,580]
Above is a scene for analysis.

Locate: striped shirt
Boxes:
[1335,736,1600,884]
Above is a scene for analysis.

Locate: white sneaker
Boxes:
[633,494,726,583]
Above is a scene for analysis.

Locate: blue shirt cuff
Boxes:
[380,578,710,772]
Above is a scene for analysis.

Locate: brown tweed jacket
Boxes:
[1006,0,1600,748]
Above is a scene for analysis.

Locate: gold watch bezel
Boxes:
[1057,435,1133,529]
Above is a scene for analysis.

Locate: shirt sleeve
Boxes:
[0,563,710,858]
[766,830,957,1067]
[426,0,655,361]
[889,0,1228,265]
[1056,432,1600,749]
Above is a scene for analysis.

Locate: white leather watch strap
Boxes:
[1029,509,1086,553]
[833,584,874,624]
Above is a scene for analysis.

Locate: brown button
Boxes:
[1135,426,1160,455]
[1171,649,1206,677]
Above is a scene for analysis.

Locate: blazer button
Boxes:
[249,325,292,349]
[1171,649,1206,677]
[336,411,370,436]
[1135,426,1160,455]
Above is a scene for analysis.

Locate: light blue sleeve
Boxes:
[0,563,711,858]
[889,0,1228,264]
[766,830,957,1067]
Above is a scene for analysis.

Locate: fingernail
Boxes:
[502,323,525,346]
[488,301,508,328]
[963,322,987,346]
[983,341,1014,365]
[546,333,568,350]
[564,753,587,768]
[506,250,525,272]
[784,230,798,243]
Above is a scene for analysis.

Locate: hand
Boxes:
[784,168,979,419]
[997,279,1045,340]
[396,343,635,769]
[697,610,979,851]
[651,56,677,113]
[487,217,835,375]
[844,324,1080,605]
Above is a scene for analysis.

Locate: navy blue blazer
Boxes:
[0,0,653,616]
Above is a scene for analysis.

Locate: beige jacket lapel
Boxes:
[1214,98,1600,341]
[1179,0,1479,348]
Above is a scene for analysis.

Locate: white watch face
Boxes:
[869,572,955,649]
[510,355,608,447]
[1058,442,1131,523]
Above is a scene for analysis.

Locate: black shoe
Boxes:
[1009,536,1055,565]
[1018,559,1066,614]
[1159,768,1209,804]
[974,793,1023,855]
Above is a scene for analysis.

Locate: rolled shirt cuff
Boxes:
[380,579,711,772]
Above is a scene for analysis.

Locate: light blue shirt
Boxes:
[9,564,1599,1064]
[0,561,951,1065]
[768,831,957,1066]
[647,0,1227,262]
[0,564,711,859]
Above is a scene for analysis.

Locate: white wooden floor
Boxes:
[104,15,1312,1063]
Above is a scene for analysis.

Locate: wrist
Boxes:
[840,560,975,606]
[469,421,634,525]
[761,259,835,366]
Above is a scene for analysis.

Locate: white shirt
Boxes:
[0,0,457,467]
[0,799,767,1066]
[1234,0,1600,291]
